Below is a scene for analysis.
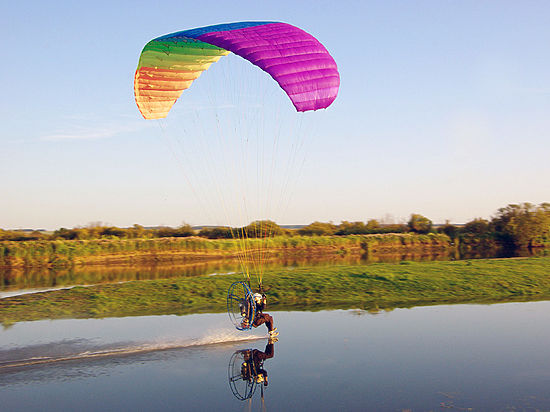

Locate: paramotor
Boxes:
[227,281,256,331]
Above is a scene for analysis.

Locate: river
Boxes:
[2,301,550,411]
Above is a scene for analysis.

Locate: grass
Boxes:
[1,256,549,326]
[0,233,452,268]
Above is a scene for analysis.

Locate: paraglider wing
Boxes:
[135,21,340,119]
[134,37,229,119]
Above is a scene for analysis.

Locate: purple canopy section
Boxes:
[194,22,339,112]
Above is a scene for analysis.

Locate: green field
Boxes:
[1,257,549,326]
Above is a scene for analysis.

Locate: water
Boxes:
[2,301,550,411]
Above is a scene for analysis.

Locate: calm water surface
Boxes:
[2,301,550,411]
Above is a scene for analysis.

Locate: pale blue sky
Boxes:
[1,1,549,229]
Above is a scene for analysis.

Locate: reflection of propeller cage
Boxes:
[228,349,259,401]
[227,281,256,331]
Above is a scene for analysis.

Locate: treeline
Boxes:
[0,224,197,242]
[0,222,285,242]
[301,203,550,249]
[1,202,548,249]
[439,203,550,249]
[0,233,451,269]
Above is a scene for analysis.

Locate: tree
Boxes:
[438,220,459,240]
[53,228,79,240]
[102,226,127,238]
[298,221,337,236]
[199,226,233,239]
[243,220,285,237]
[365,219,380,231]
[335,221,369,235]
[407,214,432,234]
[462,218,490,236]
[129,224,147,238]
[491,203,550,248]
[156,224,194,238]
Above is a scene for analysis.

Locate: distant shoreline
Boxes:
[0,233,456,269]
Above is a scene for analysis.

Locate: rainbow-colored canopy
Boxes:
[134,21,340,119]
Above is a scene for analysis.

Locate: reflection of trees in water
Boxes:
[1,248,542,292]
[0,262,228,291]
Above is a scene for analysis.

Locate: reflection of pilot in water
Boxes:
[242,340,275,386]
[229,339,277,401]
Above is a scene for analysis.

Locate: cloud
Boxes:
[41,121,151,141]
[175,103,238,112]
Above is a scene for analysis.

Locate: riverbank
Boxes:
[1,257,549,325]
[0,233,452,268]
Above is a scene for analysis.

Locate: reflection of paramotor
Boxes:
[228,349,259,400]
[228,341,275,401]
[227,281,256,331]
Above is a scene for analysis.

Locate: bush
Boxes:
[298,222,337,236]
[408,214,433,234]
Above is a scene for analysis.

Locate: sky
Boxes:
[1,1,549,230]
